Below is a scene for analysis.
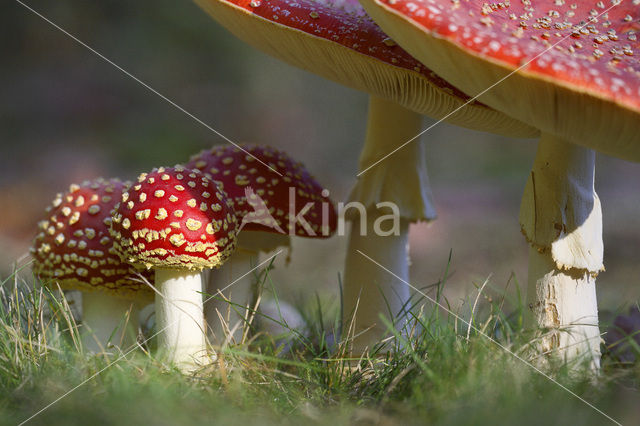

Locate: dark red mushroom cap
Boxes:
[194,0,538,137]
[185,145,337,238]
[359,0,640,159]
[31,178,153,299]
[109,166,238,271]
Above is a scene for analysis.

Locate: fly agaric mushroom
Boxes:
[31,178,153,353]
[185,144,337,343]
[109,166,238,370]
[357,0,640,367]
[195,0,538,354]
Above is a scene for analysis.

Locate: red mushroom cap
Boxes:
[31,178,153,299]
[186,145,337,238]
[194,0,538,137]
[215,0,467,91]
[109,166,238,270]
[359,0,640,159]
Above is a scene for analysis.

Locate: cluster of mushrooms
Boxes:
[32,0,639,372]
[193,0,639,370]
[31,146,337,371]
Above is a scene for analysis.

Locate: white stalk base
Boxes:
[81,292,141,354]
[155,269,207,371]
[343,215,411,356]
[205,251,255,345]
[520,134,602,369]
[527,248,601,369]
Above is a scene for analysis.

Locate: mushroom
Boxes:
[109,166,238,370]
[194,0,538,354]
[357,0,640,367]
[31,178,154,353]
[185,144,337,343]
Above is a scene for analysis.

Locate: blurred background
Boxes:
[2,0,639,318]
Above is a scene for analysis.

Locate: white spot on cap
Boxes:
[135,209,151,220]
[69,212,80,225]
[169,234,186,247]
[186,218,202,231]
[382,37,396,46]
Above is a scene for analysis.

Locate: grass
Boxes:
[0,263,639,426]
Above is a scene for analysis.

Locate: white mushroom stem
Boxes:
[519,133,603,369]
[205,250,256,344]
[527,249,600,369]
[155,268,207,371]
[344,96,436,355]
[81,292,141,353]
[343,214,411,354]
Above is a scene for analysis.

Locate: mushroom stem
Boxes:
[343,213,411,355]
[81,292,141,353]
[520,133,602,369]
[344,96,435,355]
[154,268,208,371]
[348,96,436,220]
[526,248,600,369]
[205,250,256,344]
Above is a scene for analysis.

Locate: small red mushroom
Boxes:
[187,144,337,237]
[358,0,640,367]
[109,166,238,370]
[186,144,337,342]
[31,178,153,353]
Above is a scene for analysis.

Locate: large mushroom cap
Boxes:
[358,0,640,160]
[186,144,337,238]
[31,178,154,299]
[195,0,538,138]
[109,167,238,270]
